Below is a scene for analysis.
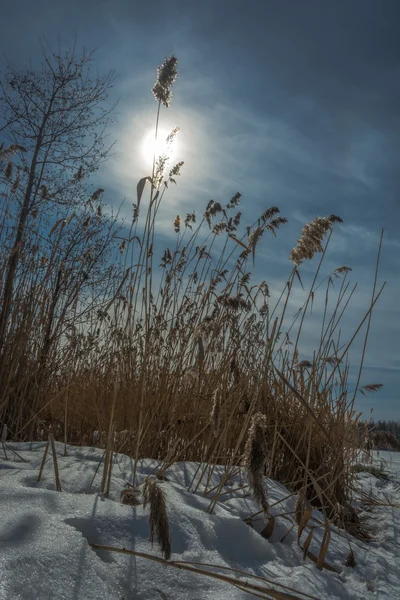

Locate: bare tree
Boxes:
[0,42,115,347]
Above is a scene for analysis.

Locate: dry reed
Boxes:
[142,477,171,560]
[0,51,386,546]
[244,413,269,514]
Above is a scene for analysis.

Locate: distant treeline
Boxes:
[359,420,400,452]
[370,420,400,439]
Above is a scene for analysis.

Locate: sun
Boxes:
[141,127,179,168]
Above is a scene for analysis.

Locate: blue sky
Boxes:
[1,0,399,419]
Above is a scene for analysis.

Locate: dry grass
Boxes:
[0,53,386,550]
[89,542,320,599]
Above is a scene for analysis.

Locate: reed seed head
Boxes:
[244,413,269,513]
[142,477,171,560]
[290,215,343,266]
[120,487,141,506]
[294,488,312,525]
[5,161,12,180]
[152,55,178,107]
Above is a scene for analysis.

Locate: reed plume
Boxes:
[142,477,171,560]
[290,215,343,265]
[244,413,269,513]
[152,55,178,107]
[294,488,312,526]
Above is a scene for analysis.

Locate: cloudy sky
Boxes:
[1,0,399,419]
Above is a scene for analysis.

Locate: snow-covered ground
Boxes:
[1,443,399,599]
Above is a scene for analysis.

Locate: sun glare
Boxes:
[141,128,178,168]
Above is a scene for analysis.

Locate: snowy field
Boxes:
[1,443,400,599]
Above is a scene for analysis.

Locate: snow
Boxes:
[1,443,400,599]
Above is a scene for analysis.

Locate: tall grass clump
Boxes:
[0,50,385,539]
